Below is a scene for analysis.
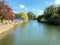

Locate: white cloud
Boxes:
[46,0,60,6]
[32,9,43,15]
[19,5,25,9]
[19,4,28,10]
[39,10,43,13]
[55,0,60,5]
[37,10,43,15]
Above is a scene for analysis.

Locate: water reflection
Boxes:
[0,28,15,40]
[38,23,60,45]
[0,33,14,45]
[0,27,16,45]
[0,20,60,45]
[20,22,28,31]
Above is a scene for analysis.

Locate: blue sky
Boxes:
[5,0,60,16]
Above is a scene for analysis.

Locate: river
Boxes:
[0,20,60,45]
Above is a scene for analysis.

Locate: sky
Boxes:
[5,0,60,16]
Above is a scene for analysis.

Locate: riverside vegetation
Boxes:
[37,5,60,25]
[15,5,60,26]
[0,0,60,26]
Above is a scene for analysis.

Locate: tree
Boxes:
[47,13,60,24]
[19,12,28,21]
[0,0,15,22]
[37,15,44,21]
[15,13,21,19]
[37,5,60,25]
[27,12,36,20]
[37,15,46,22]
[56,5,60,15]
[44,5,56,19]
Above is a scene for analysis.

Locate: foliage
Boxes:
[44,5,56,19]
[19,12,28,21]
[47,13,60,24]
[56,5,60,15]
[27,12,37,20]
[0,0,15,22]
[37,15,44,21]
[15,13,21,19]
[37,5,60,25]
[20,12,28,21]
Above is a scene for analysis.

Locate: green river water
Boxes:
[0,20,60,45]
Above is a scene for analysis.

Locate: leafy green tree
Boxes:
[27,12,36,20]
[15,13,21,18]
[15,12,28,21]
[19,12,28,21]
[48,13,60,25]
[37,5,60,25]
[56,5,60,15]
[44,5,56,19]
[37,15,44,21]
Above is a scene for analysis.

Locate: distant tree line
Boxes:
[27,12,37,20]
[37,5,60,25]
[15,12,37,21]
[15,12,28,21]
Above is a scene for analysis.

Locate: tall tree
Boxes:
[19,12,28,21]
[0,0,15,22]
[27,12,36,20]
[44,5,56,19]
[56,5,60,15]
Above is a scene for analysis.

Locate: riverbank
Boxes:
[0,20,23,34]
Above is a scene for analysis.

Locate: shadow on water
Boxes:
[19,22,28,31]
